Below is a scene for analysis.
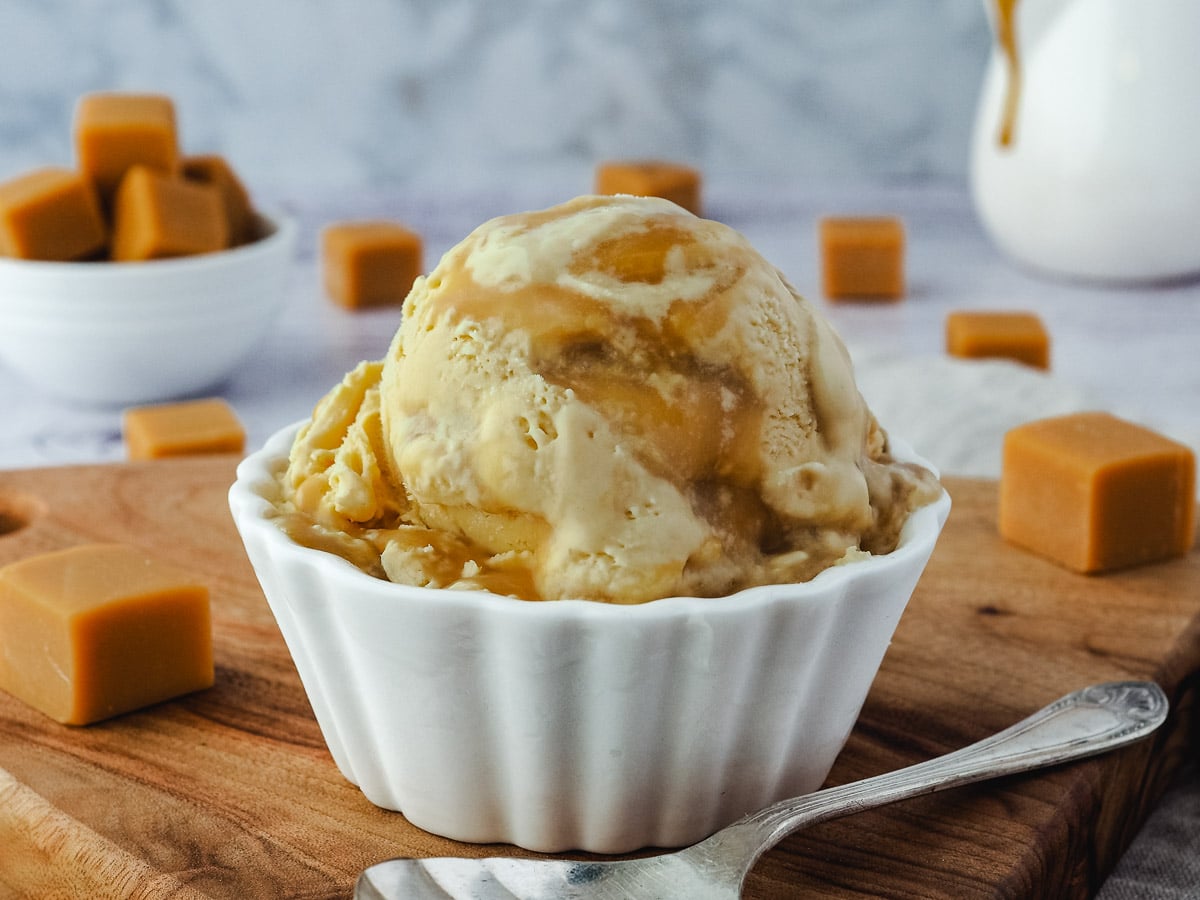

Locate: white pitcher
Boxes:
[970,0,1200,283]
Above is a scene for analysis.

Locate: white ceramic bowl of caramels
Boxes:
[229,424,949,854]
[0,210,296,406]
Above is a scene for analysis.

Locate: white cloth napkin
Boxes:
[848,341,1096,479]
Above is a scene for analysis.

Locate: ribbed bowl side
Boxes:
[449,561,928,853]
[231,469,348,782]
[230,425,950,854]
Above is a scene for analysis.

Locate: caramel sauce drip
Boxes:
[995,0,1021,147]
[583,225,699,284]
[438,220,769,558]
[276,505,542,599]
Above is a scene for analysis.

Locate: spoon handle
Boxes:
[721,681,1167,859]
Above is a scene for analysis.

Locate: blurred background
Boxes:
[0,0,990,194]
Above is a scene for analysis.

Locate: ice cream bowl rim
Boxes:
[229,419,951,852]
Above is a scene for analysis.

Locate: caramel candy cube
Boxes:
[594,160,702,216]
[182,154,256,246]
[111,166,228,261]
[74,92,179,205]
[999,412,1196,573]
[946,310,1050,369]
[322,220,423,309]
[123,398,245,460]
[0,543,213,725]
[0,167,107,261]
[820,216,905,300]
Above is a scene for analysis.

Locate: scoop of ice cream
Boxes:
[277,194,941,603]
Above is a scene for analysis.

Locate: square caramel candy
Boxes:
[123,398,245,460]
[74,92,179,206]
[594,160,703,216]
[946,310,1050,369]
[999,412,1196,573]
[182,154,257,246]
[322,220,424,309]
[111,165,228,261]
[819,216,905,300]
[0,167,107,261]
[0,543,213,725]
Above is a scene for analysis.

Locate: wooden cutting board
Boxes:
[0,458,1196,899]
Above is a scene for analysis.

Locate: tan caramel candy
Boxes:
[999,412,1196,573]
[594,160,702,216]
[0,543,213,725]
[182,154,256,246]
[123,398,245,460]
[111,166,228,261]
[945,310,1050,369]
[74,92,179,205]
[0,167,107,261]
[322,220,423,309]
[820,216,905,300]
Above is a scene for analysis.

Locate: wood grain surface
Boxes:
[0,457,1197,899]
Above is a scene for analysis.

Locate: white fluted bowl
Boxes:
[229,422,950,854]
[0,211,296,406]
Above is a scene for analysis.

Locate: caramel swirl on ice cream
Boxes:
[276,195,940,603]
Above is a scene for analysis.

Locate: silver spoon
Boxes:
[355,681,1167,900]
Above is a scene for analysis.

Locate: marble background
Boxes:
[0,0,992,193]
